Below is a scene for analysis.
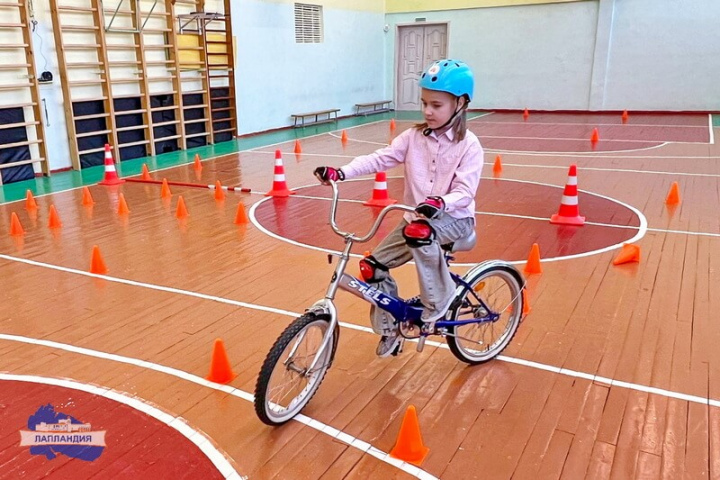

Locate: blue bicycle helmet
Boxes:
[419,59,474,102]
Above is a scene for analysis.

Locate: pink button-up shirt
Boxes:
[340,126,483,222]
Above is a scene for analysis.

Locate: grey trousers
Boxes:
[368,215,475,335]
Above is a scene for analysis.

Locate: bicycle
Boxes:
[254,181,526,426]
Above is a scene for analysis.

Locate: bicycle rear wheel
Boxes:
[447,263,523,365]
[254,313,337,426]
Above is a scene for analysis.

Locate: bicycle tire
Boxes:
[446,263,523,365]
[254,313,337,426]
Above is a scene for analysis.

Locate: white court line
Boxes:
[485,142,669,155]
[249,177,648,266]
[470,118,712,129]
[497,162,720,178]
[478,134,680,144]
[0,333,437,480]
[0,373,242,479]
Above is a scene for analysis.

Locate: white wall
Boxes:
[384,0,720,112]
[232,0,387,134]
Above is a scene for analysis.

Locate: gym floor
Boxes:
[1,111,718,479]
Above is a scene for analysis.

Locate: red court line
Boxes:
[475,112,708,126]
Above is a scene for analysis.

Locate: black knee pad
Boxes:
[402,220,436,248]
[359,255,389,283]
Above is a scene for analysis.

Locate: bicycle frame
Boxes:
[304,181,499,373]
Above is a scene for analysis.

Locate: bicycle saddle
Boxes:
[441,230,477,253]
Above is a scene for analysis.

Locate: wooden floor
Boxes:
[1,112,719,479]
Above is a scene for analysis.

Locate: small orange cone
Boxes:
[9,212,24,236]
[390,118,396,131]
[522,289,531,315]
[214,180,225,201]
[363,172,397,207]
[176,195,189,219]
[206,338,237,384]
[493,155,503,175]
[665,181,680,205]
[117,193,130,216]
[524,243,542,275]
[234,202,248,224]
[389,405,429,466]
[141,164,152,181]
[523,108,529,120]
[47,205,62,229]
[193,153,202,171]
[81,186,95,207]
[25,190,38,210]
[294,140,302,155]
[90,245,108,274]
[621,110,629,123]
[613,243,641,265]
[161,178,172,199]
[591,128,599,143]
[341,130,348,146]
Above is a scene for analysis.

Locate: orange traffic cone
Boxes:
[193,153,202,171]
[98,144,125,186]
[176,195,189,219]
[341,130,348,147]
[493,155,503,175]
[265,150,295,197]
[550,164,585,226]
[90,245,108,274]
[25,190,38,210]
[214,180,225,201]
[621,110,629,123]
[590,128,599,144]
[47,205,62,229]
[390,118,396,131]
[81,186,95,206]
[363,172,397,207]
[9,212,24,236]
[206,338,237,384]
[524,243,542,275]
[161,178,172,199]
[117,193,130,216]
[613,243,641,265]
[665,181,680,205]
[522,289,531,315]
[141,164,152,181]
[234,202,248,224]
[389,405,429,466]
[294,140,302,155]
[523,108,529,120]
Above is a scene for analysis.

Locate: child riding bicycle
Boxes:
[314,59,484,357]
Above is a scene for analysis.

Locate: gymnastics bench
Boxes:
[354,100,392,116]
[291,108,340,127]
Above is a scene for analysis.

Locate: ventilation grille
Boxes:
[294,3,323,43]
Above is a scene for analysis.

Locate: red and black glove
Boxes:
[313,166,345,185]
[415,196,445,219]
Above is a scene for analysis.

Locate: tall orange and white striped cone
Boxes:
[265,150,295,197]
[550,164,585,226]
[363,172,397,207]
[98,144,125,186]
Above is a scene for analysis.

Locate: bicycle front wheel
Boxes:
[447,263,523,365]
[254,313,337,426]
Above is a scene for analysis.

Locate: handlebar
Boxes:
[328,180,415,243]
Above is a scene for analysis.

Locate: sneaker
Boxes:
[376,331,404,358]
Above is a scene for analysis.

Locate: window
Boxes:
[294,3,323,43]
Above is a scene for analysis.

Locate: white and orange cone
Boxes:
[363,172,397,207]
[550,164,585,226]
[98,144,124,186]
[265,150,295,197]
